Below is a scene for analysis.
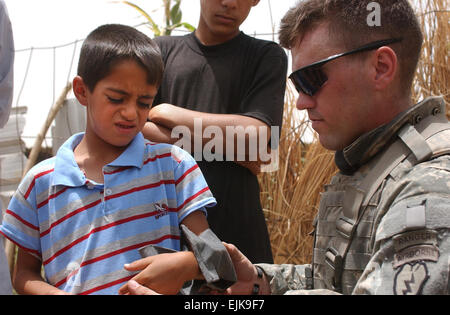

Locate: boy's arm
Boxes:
[14,249,69,295]
[120,251,202,295]
[179,209,209,236]
[119,211,208,295]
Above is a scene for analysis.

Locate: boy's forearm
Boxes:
[15,249,69,295]
[14,270,68,295]
[179,251,204,281]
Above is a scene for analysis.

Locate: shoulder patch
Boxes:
[394,262,429,295]
[393,229,437,251]
[393,244,439,269]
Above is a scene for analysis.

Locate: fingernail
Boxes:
[128,280,139,289]
[124,263,130,269]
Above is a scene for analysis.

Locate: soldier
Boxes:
[221,0,450,295]
[124,0,450,296]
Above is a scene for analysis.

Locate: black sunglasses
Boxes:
[289,38,403,96]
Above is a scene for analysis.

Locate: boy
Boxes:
[0,24,217,295]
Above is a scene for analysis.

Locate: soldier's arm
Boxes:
[222,243,311,295]
[255,263,312,295]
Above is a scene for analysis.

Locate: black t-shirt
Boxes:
[154,32,287,263]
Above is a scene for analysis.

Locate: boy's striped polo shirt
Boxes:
[0,132,216,294]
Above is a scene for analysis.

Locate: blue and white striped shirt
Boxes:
[0,132,216,294]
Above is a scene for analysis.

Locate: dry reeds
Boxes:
[260,0,449,265]
[413,0,449,118]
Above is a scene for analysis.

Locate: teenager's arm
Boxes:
[142,120,175,144]
[145,103,271,159]
[14,249,69,295]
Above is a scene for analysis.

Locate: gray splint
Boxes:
[138,225,237,294]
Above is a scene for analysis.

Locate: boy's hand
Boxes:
[123,280,161,295]
[118,252,200,295]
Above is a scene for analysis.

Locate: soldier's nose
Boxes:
[296,93,315,111]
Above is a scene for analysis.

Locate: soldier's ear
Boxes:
[371,46,398,91]
[73,76,89,106]
[252,0,260,7]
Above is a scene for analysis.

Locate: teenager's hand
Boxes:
[142,120,175,144]
[148,103,182,129]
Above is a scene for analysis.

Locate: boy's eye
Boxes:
[138,102,151,109]
[107,96,123,104]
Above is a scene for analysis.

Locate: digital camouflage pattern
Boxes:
[257,97,450,295]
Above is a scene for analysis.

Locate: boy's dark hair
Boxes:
[77,24,164,92]
[279,0,423,92]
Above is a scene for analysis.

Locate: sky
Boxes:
[4,0,300,148]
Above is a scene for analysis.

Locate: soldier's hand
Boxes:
[222,243,271,295]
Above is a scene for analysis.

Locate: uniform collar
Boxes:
[52,132,146,187]
[335,97,446,175]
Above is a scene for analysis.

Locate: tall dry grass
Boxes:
[260,0,449,265]
[414,0,449,115]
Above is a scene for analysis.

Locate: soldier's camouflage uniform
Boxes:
[257,97,450,295]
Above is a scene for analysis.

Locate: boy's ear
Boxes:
[252,0,260,6]
[72,76,89,106]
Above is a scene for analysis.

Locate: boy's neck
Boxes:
[73,132,127,183]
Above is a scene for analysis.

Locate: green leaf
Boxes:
[119,0,195,36]
[179,22,196,32]
[167,22,196,32]
[122,1,161,36]
[170,0,182,25]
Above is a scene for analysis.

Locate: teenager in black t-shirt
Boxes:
[143,0,287,263]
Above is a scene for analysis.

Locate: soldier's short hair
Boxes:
[77,24,164,92]
[279,0,423,92]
